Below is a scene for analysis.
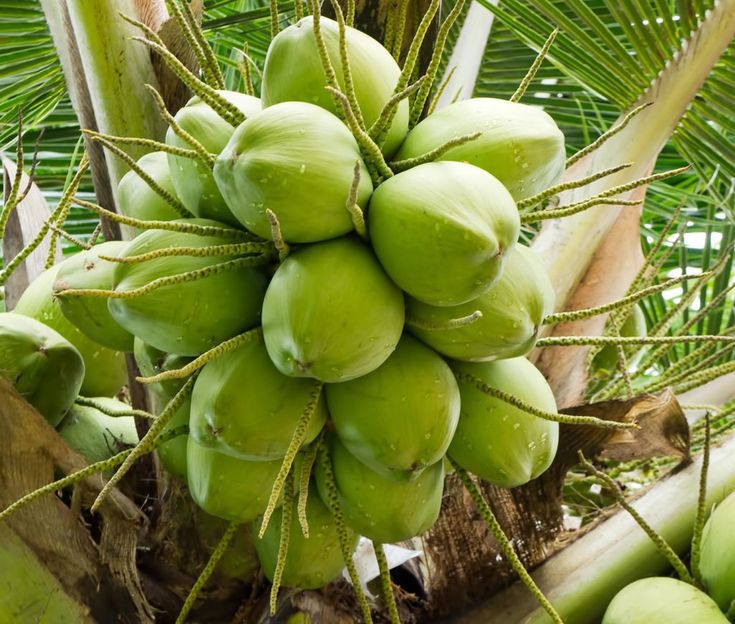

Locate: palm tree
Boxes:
[1,1,733,622]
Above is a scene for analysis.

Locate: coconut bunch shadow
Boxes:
[3,2,734,624]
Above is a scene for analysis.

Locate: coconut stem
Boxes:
[137,327,263,384]
[56,256,267,300]
[406,310,483,331]
[373,0,440,149]
[82,129,202,162]
[72,197,253,240]
[567,102,654,167]
[0,155,88,287]
[538,335,735,347]
[122,14,245,127]
[346,161,368,239]
[144,84,217,168]
[517,163,633,210]
[452,369,637,430]
[409,0,468,127]
[614,337,634,399]
[329,0,365,130]
[672,360,735,395]
[521,198,642,223]
[643,344,735,395]
[390,131,481,172]
[297,435,322,538]
[47,223,92,251]
[317,444,374,624]
[259,381,324,538]
[164,0,224,89]
[47,142,86,268]
[690,413,711,586]
[90,134,192,218]
[238,42,256,96]
[427,66,456,116]
[270,474,294,615]
[375,543,402,624]
[0,113,26,241]
[293,0,305,21]
[391,0,412,61]
[176,521,240,624]
[326,87,393,182]
[91,378,195,513]
[266,209,290,261]
[368,77,424,144]
[308,0,344,119]
[0,425,187,522]
[578,451,696,585]
[510,29,558,103]
[74,397,156,420]
[99,241,272,265]
[180,0,226,89]
[270,0,280,38]
[451,459,564,624]
[543,273,708,325]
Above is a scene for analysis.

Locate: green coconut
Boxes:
[326,334,460,480]
[186,438,283,523]
[602,577,729,624]
[0,312,84,426]
[107,219,267,356]
[54,241,134,352]
[166,91,262,225]
[368,161,520,306]
[195,513,259,582]
[592,303,648,376]
[255,484,357,589]
[700,491,735,613]
[449,358,559,488]
[262,16,408,157]
[214,101,372,243]
[262,237,404,382]
[190,334,327,460]
[14,266,127,397]
[407,244,555,361]
[316,434,445,544]
[395,97,565,201]
[117,151,183,224]
[57,397,138,464]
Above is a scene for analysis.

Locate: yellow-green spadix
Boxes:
[261,16,408,157]
[602,577,729,624]
[326,334,460,481]
[117,151,182,224]
[262,237,404,382]
[107,219,267,356]
[189,335,326,460]
[186,438,283,523]
[14,265,127,398]
[214,101,372,243]
[166,91,262,226]
[0,312,84,426]
[54,241,134,352]
[449,358,559,488]
[395,97,565,201]
[592,303,647,377]
[699,490,735,614]
[407,244,555,361]
[316,434,445,543]
[254,484,358,589]
[368,161,520,306]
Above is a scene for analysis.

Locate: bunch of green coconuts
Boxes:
[2,15,576,594]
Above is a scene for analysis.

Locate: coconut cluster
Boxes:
[0,16,569,593]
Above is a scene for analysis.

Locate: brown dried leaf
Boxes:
[556,388,690,467]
